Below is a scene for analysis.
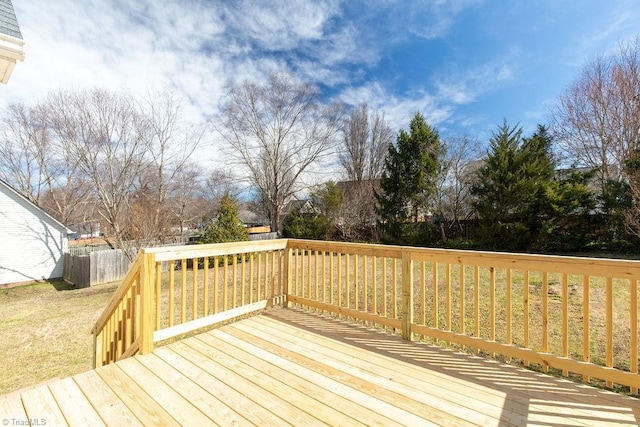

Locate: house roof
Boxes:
[0,0,24,84]
[0,0,21,40]
[0,179,71,234]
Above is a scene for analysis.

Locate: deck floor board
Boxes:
[3,307,640,426]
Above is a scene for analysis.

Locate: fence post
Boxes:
[401,248,414,341]
[138,251,156,354]
[283,242,292,308]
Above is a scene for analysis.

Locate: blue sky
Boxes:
[3,0,640,165]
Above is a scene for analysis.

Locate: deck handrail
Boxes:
[92,238,640,394]
[92,239,287,367]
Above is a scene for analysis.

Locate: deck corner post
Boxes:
[283,243,292,308]
[139,250,156,354]
[401,249,414,341]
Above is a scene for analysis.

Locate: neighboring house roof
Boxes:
[0,0,24,84]
[0,179,71,233]
[283,199,318,215]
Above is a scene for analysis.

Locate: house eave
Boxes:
[0,32,24,84]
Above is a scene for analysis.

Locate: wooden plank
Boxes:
[460,264,466,336]
[562,273,569,376]
[606,276,613,388]
[95,362,179,426]
[158,343,297,426]
[287,296,401,329]
[288,239,403,259]
[407,245,640,279]
[582,275,590,381]
[433,263,439,329]
[237,318,505,426]
[136,353,245,426]
[169,260,175,327]
[116,357,214,425]
[149,239,287,262]
[188,334,368,427]
[152,346,287,426]
[218,324,446,426]
[181,258,187,324]
[20,384,68,426]
[203,258,209,315]
[401,250,413,340]
[419,261,426,326]
[48,377,106,426]
[193,259,199,320]
[631,279,638,394]
[245,316,540,427]
[155,262,161,330]
[0,393,28,421]
[154,299,270,343]
[255,311,631,425]
[193,332,379,427]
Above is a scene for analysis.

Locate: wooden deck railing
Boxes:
[92,240,286,367]
[93,238,640,394]
[285,239,640,394]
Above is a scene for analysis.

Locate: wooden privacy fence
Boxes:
[93,239,640,394]
[64,250,131,287]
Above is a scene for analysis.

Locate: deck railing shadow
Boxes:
[266,308,640,426]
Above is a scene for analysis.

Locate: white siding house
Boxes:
[0,180,70,285]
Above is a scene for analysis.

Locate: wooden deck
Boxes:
[3,308,640,426]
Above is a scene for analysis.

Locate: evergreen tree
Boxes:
[200,194,249,244]
[281,207,331,240]
[472,122,594,251]
[376,112,444,243]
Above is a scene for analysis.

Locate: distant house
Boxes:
[0,0,25,84]
[0,180,70,285]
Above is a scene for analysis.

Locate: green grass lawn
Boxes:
[0,280,119,395]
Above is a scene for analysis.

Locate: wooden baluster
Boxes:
[193,258,199,320]
[169,260,175,327]
[631,279,638,394]
[605,276,613,387]
[181,258,187,324]
[582,275,590,382]
[155,262,161,330]
[203,257,209,316]
[523,270,529,366]
[372,256,377,316]
[474,266,480,354]
[542,272,549,372]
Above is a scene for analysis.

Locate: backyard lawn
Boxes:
[0,280,119,395]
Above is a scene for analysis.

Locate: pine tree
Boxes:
[376,112,444,243]
[472,122,594,251]
[200,194,249,244]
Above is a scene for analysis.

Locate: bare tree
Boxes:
[46,88,151,253]
[138,90,205,238]
[216,73,344,233]
[166,162,207,236]
[436,135,482,220]
[553,37,640,192]
[434,134,482,238]
[340,103,392,181]
[0,102,92,225]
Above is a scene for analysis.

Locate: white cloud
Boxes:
[433,53,517,106]
[338,82,453,131]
